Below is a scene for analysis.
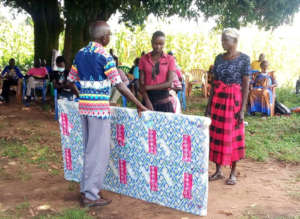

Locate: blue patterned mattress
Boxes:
[58,99,210,216]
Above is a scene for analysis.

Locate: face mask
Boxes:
[57,67,65,72]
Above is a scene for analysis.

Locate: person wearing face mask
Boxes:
[139,31,176,112]
[205,28,250,185]
[249,60,277,116]
[53,56,73,99]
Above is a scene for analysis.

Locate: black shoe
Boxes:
[81,197,112,207]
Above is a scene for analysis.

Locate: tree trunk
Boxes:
[63,0,119,68]
[63,19,88,69]
[31,0,63,66]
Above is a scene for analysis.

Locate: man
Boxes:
[68,21,147,207]
[0,58,23,103]
[251,53,265,72]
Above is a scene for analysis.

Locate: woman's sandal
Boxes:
[225,176,237,185]
[209,173,225,181]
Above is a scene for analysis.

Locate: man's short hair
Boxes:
[89,21,110,39]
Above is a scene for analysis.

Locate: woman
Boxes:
[205,28,250,185]
[249,60,277,116]
[139,31,176,112]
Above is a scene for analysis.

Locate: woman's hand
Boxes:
[205,105,211,117]
[238,111,244,124]
[145,99,154,111]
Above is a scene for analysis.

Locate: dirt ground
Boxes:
[0,100,300,219]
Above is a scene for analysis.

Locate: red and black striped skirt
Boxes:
[209,80,245,166]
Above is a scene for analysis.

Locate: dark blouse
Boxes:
[213,53,251,85]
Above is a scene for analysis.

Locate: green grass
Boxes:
[277,87,300,108]
[0,139,29,159]
[0,137,61,171]
[38,208,93,219]
[244,87,300,163]
[245,113,300,163]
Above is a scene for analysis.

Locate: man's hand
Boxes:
[137,105,148,117]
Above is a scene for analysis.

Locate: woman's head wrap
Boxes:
[222,28,239,39]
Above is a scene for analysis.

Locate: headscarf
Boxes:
[222,28,239,40]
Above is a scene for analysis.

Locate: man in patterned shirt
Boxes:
[68,21,147,207]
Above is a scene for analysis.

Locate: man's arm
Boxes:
[105,57,148,113]
[67,63,80,97]
[1,66,8,78]
[15,67,24,78]
[116,83,147,111]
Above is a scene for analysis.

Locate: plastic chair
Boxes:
[0,78,23,104]
[186,69,208,97]
[22,77,47,104]
[121,95,127,107]
[177,82,187,111]
[54,88,58,120]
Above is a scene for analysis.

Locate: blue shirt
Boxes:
[133,66,139,79]
[1,66,23,80]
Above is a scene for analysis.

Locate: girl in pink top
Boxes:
[139,31,176,112]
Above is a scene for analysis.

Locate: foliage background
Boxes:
[0,13,299,86]
[0,16,33,73]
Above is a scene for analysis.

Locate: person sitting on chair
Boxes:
[0,58,23,103]
[128,58,140,97]
[25,58,48,102]
[53,56,74,100]
[251,53,265,72]
[249,60,277,116]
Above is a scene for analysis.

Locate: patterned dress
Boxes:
[249,72,276,116]
[209,53,250,166]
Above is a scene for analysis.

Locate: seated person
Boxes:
[25,58,48,101]
[249,60,277,116]
[128,58,140,97]
[53,56,73,100]
[168,51,183,83]
[170,73,182,113]
[251,53,265,72]
[0,58,23,103]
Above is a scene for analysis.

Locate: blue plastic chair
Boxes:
[177,82,187,111]
[122,95,127,107]
[22,78,47,105]
[54,88,58,120]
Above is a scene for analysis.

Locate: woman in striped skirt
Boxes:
[205,28,250,185]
